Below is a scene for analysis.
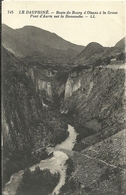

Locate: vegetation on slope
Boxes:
[59,158,77,195]
[16,167,60,195]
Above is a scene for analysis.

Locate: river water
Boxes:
[3,124,77,195]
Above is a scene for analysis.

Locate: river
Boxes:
[3,124,77,195]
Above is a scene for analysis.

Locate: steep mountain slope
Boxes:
[2,46,68,185]
[72,42,108,66]
[61,65,125,150]
[2,24,84,63]
[68,129,126,195]
[74,42,104,62]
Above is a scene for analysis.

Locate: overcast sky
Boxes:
[2,1,125,47]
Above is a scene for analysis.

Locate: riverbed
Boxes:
[3,124,77,195]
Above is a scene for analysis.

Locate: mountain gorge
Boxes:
[2,24,125,195]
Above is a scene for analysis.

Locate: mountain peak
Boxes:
[2,24,84,64]
[73,41,104,64]
[115,37,125,50]
[85,42,103,49]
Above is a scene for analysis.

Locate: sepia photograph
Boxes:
[2,1,126,195]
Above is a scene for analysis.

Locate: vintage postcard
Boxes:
[2,1,125,195]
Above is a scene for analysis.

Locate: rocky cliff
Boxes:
[27,67,53,98]
[64,75,81,99]
[61,65,125,147]
[2,46,68,185]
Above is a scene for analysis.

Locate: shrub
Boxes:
[16,167,60,195]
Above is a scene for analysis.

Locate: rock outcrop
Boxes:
[61,66,125,138]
